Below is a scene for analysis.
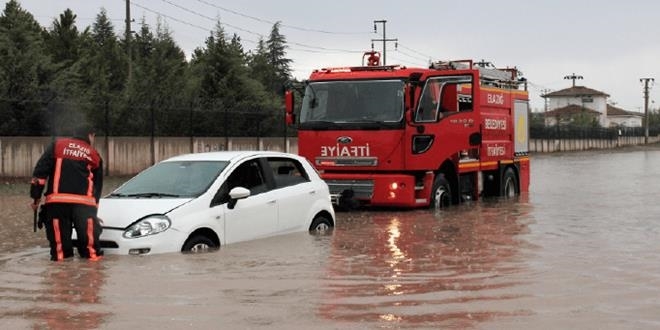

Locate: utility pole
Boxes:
[563,73,583,87]
[372,20,397,66]
[125,0,132,82]
[541,88,552,114]
[640,77,655,144]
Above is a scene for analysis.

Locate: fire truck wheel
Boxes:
[430,175,452,209]
[501,168,518,198]
[309,214,334,234]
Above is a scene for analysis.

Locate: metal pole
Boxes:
[104,99,110,176]
[150,100,155,164]
[372,20,397,66]
[640,78,654,144]
[189,100,194,153]
[125,0,132,82]
[381,21,386,65]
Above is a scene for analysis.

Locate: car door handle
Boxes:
[267,200,276,205]
[308,190,316,195]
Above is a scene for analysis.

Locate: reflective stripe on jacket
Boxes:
[31,137,103,206]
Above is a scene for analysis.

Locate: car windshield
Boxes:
[299,80,404,126]
[110,161,229,198]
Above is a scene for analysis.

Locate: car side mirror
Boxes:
[227,187,251,209]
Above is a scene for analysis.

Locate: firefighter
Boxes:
[30,124,104,261]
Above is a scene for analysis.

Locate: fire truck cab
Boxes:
[285,56,530,209]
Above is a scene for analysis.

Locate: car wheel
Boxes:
[181,235,218,253]
[309,214,333,234]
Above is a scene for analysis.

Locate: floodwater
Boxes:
[2,147,660,329]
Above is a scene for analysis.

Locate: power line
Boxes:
[393,48,429,64]
[36,1,443,70]
[149,0,364,53]
[396,43,433,61]
[134,2,432,65]
[191,0,371,35]
[388,56,425,68]
[159,0,261,38]
[129,2,433,68]
[131,1,215,35]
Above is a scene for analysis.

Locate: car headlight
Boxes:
[123,215,171,239]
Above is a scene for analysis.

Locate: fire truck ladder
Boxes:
[430,60,521,89]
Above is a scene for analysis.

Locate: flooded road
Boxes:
[2,147,660,329]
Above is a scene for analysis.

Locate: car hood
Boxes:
[98,198,192,228]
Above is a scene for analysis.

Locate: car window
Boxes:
[268,157,310,188]
[113,161,228,197]
[415,75,473,123]
[229,160,267,194]
[213,159,269,206]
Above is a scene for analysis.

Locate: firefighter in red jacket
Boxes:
[30,124,104,261]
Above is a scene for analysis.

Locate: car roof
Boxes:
[161,150,300,163]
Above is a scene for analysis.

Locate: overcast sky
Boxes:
[11,0,660,112]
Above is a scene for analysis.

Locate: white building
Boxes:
[606,104,643,127]
[541,86,642,127]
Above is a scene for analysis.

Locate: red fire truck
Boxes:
[285,52,530,209]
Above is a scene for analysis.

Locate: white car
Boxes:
[97,151,335,255]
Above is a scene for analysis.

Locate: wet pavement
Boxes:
[2,147,660,329]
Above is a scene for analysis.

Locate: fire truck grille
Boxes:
[326,179,374,202]
[315,157,378,167]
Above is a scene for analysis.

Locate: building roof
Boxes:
[542,86,610,98]
[545,104,601,116]
[606,104,643,117]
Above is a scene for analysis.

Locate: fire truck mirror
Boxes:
[469,132,482,146]
[285,90,295,113]
[285,91,295,125]
[409,72,422,83]
[286,113,296,125]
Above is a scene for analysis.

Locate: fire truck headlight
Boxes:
[390,182,398,190]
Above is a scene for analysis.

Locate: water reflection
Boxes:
[0,253,109,329]
[321,198,533,328]
[32,261,109,329]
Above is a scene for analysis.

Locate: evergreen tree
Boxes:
[43,8,96,135]
[0,4,296,138]
[43,9,84,66]
[0,0,52,135]
[193,21,254,136]
[190,20,279,136]
[121,18,187,136]
[265,22,292,95]
[76,8,126,135]
[248,38,273,91]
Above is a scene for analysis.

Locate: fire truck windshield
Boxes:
[299,80,404,129]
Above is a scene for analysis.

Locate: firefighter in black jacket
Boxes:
[30,124,104,261]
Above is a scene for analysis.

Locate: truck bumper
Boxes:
[322,172,426,208]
